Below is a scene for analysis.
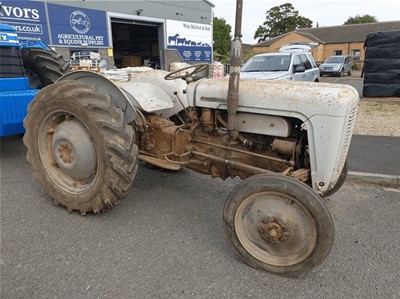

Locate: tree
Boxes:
[254,3,312,43]
[213,17,232,59]
[344,14,378,25]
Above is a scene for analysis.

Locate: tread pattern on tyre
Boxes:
[23,80,139,214]
[21,48,70,88]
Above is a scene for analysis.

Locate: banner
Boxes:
[166,20,212,62]
[0,1,49,43]
[48,3,109,47]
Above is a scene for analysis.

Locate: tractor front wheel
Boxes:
[223,174,334,276]
[23,80,139,214]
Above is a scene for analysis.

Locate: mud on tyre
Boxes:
[23,80,139,214]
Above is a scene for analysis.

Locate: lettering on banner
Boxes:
[1,5,40,20]
[57,33,104,46]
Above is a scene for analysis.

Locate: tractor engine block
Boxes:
[138,111,306,181]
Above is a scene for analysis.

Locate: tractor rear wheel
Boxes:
[23,80,139,214]
[21,48,70,89]
[223,174,334,276]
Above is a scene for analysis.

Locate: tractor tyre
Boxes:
[21,48,70,89]
[23,80,139,214]
[223,174,334,276]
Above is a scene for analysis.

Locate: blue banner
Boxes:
[0,1,50,43]
[168,45,212,62]
[48,3,109,47]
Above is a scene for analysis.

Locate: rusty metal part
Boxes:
[227,0,243,140]
[191,151,270,175]
[289,168,310,182]
[259,217,290,244]
[234,191,317,267]
[271,139,296,156]
[137,113,305,181]
[200,108,215,132]
[139,154,183,171]
[139,114,180,154]
[216,114,253,148]
[191,138,294,166]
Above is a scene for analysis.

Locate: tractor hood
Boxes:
[186,78,358,119]
[186,78,360,193]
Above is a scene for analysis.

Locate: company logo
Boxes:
[70,10,90,34]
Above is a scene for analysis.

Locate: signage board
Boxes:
[48,3,109,47]
[166,20,212,62]
[0,1,50,43]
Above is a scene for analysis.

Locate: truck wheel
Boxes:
[23,80,139,214]
[21,48,70,89]
[322,161,348,198]
[223,174,334,276]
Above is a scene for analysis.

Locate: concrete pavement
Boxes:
[347,135,400,188]
[1,135,400,298]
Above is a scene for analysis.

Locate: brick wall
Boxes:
[252,32,366,69]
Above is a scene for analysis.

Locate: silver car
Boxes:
[319,55,353,77]
[240,51,320,82]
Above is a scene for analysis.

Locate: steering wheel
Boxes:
[164,63,209,80]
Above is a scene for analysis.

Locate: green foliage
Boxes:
[213,17,232,57]
[241,47,256,64]
[254,3,312,43]
[344,14,378,25]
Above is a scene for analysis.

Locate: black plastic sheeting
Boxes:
[363,30,400,97]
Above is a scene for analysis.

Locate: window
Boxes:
[352,49,361,60]
[334,50,342,55]
[241,55,291,72]
[292,55,302,67]
[299,54,312,70]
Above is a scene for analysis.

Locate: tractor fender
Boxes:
[57,71,136,124]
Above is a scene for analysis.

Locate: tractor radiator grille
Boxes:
[338,105,358,171]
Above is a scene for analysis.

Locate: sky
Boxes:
[211,0,400,44]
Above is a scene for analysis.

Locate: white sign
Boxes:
[166,20,212,62]
[166,20,211,47]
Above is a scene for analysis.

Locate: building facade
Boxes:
[252,21,400,69]
[1,0,215,70]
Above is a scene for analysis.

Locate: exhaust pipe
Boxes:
[227,0,243,140]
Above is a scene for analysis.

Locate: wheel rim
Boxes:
[38,110,98,194]
[234,191,317,267]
